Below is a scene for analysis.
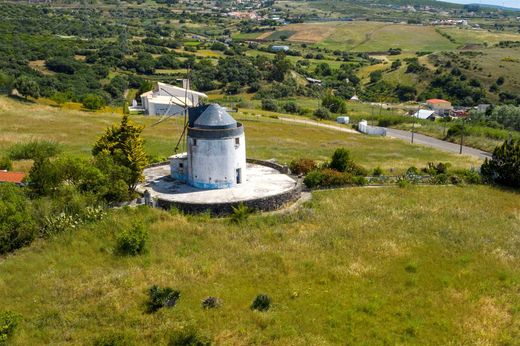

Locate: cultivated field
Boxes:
[0,96,480,172]
[261,22,459,52]
[1,186,519,344]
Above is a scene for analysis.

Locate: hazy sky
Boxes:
[442,0,520,9]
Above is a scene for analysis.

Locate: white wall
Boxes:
[187,134,246,189]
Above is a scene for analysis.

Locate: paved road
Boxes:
[277,117,491,160]
[385,128,491,160]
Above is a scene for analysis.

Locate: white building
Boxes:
[170,104,246,189]
[413,109,436,120]
[140,82,208,116]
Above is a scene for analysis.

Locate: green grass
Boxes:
[1,186,519,344]
[0,96,480,172]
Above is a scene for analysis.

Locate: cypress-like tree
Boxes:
[481,137,520,188]
[92,114,148,191]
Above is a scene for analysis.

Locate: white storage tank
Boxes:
[174,104,246,189]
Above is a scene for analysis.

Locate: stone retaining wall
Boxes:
[148,159,302,215]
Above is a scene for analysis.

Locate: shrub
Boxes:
[230,203,251,224]
[116,223,148,256]
[82,94,105,110]
[303,170,325,188]
[372,167,384,176]
[0,184,37,255]
[481,138,520,188]
[321,95,346,114]
[261,99,278,112]
[282,101,301,114]
[0,311,20,344]
[430,173,449,185]
[329,148,351,172]
[0,157,12,170]
[313,107,331,120]
[424,162,451,175]
[251,294,271,312]
[168,326,210,346]
[289,158,317,175]
[460,169,481,184]
[8,140,61,160]
[201,296,221,309]
[147,285,181,313]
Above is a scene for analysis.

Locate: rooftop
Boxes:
[190,104,237,129]
[427,99,451,104]
[0,171,26,184]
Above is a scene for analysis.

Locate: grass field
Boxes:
[438,27,520,46]
[0,96,480,173]
[1,185,519,344]
[263,22,458,52]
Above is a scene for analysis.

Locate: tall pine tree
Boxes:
[92,114,148,190]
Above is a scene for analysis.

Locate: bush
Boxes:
[481,138,520,188]
[168,326,210,346]
[201,296,221,309]
[372,167,384,176]
[0,311,20,344]
[251,294,271,312]
[303,169,361,188]
[147,285,181,313]
[230,204,251,224]
[289,158,317,175]
[0,157,12,170]
[321,95,346,114]
[116,223,148,256]
[313,107,331,120]
[282,101,301,114]
[82,94,105,110]
[41,212,80,236]
[8,140,61,160]
[460,169,481,184]
[0,184,37,255]
[261,99,278,112]
[329,148,351,172]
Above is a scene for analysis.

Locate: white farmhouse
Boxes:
[140,82,208,116]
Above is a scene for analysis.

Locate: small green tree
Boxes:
[13,76,40,99]
[313,107,330,120]
[92,114,149,191]
[481,138,520,188]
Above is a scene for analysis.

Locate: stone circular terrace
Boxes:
[136,161,302,214]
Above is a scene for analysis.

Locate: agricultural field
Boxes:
[260,22,459,52]
[438,27,520,47]
[1,185,519,344]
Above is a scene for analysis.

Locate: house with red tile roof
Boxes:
[0,171,26,186]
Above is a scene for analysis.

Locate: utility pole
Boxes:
[459,117,466,155]
[411,105,419,144]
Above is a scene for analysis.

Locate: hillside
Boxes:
[2,185,519,345]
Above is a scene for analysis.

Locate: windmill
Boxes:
[151,68,199,153]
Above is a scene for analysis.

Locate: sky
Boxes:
[441,0,520,9]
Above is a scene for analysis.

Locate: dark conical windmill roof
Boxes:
[192,104,237,129]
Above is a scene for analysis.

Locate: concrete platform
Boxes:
[137,163,299,208]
